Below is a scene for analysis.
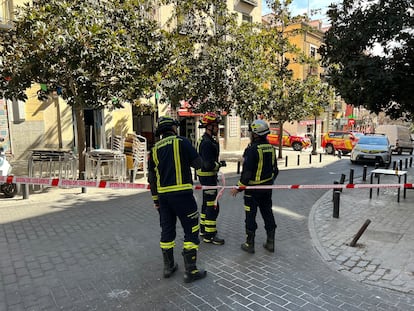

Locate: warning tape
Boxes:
[0,175,413,190]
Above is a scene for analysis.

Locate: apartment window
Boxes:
[242,13,252,23]
[310,45,317,58]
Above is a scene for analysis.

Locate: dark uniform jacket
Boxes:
[196,132,220,179]
[148,133,202,205]
[238,138,278,187]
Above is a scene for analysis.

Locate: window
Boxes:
[242,13,252,23]
[240,119,249,138]
[310,45,317,58]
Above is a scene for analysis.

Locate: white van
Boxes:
[375,125,414,155]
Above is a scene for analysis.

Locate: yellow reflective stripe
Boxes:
[192,224,199,233]
[248,176,273,185]
[244,205,250,212]
[160,241,175,249]
[152,195,158,201]
[200,213,206,218]
[197,170,217,176]
[205,227,217,233]
[173,139,182,185]
[256,148,263,181]
[237,180,246,187]
[183,241,198,250]
[158,183,193,193]
[204,220,216,226]
[206,201,215,206]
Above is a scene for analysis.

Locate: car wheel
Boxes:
[325,144,334,154]
[292,142,302,151]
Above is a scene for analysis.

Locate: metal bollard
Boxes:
[285,156,288,167]
[22,184,29,200]
[319,153,322,163]
[405,158,408,169]
[129,169,135,183]
[297,155,300,166]
[349,219,371,247]
[333,191,340,218]
[81,172,87,194]
[362,165,367,181]
[309,154,312,164]
[349,169,354,184]
[392,161,396,170]
[410,157,413,168]
[399,159,403,170]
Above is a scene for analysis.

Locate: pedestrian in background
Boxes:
[231,120,278,254]
[148,116,207,283]
[196,112,225,245]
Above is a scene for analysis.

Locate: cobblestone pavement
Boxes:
[1,150,413,310]
[310,166,414,294]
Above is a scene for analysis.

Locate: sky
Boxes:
[262,0,340,25]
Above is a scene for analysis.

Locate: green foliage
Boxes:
[0,0,171,109]
[159,0,240,113]
[320,0,414,119]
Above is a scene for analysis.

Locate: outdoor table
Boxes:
[28,148,77,180]
[369,168,407,202]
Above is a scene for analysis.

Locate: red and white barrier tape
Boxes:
[1,175,413,190]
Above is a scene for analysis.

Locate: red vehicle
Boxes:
[267,128,311,151]
[321,131,358,154]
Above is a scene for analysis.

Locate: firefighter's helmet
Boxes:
[199,112,220,128]
[156,116,179,136]
[249,120,270,136]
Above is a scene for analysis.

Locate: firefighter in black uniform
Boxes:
[231,119,278,254]
[196,112,225,245]
[148,116,207,283]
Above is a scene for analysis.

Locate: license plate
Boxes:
[363,155,376,159]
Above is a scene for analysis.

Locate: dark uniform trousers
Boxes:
[199,176,219,238]
[159,190,200,250]
[244,189,276,233]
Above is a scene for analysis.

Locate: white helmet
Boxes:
[249,120,270,136]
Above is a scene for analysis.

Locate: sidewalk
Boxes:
[309,165,414,294]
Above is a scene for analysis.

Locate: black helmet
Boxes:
[156,116,179,136]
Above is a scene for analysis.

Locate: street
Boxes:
[0,155,413,310]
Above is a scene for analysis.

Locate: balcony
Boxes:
[239,0,258,7]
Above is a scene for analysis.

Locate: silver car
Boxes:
[350,134,392,167]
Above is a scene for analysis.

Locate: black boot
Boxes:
[182,249,207,283]
[199,224,205,237]
[162,248,178,278]
[241,230,255,254]
[263,229,275,253]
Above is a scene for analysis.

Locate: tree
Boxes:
[320,0,414,119]
[233,0,311,158]
[302,76,335,154]
[159,0,241,113]
[0,0,172,176]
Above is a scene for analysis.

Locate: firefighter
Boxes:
[230,119,279,254]
[148,116,207,283]
[196,112,225,245]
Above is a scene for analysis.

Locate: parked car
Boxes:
[375,125,413,155]
[321,131,359,155]
[350,134,392,167]
[267,128,311,151]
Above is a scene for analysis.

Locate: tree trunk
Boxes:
[74,107,86,179]
[278,123,283,159]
